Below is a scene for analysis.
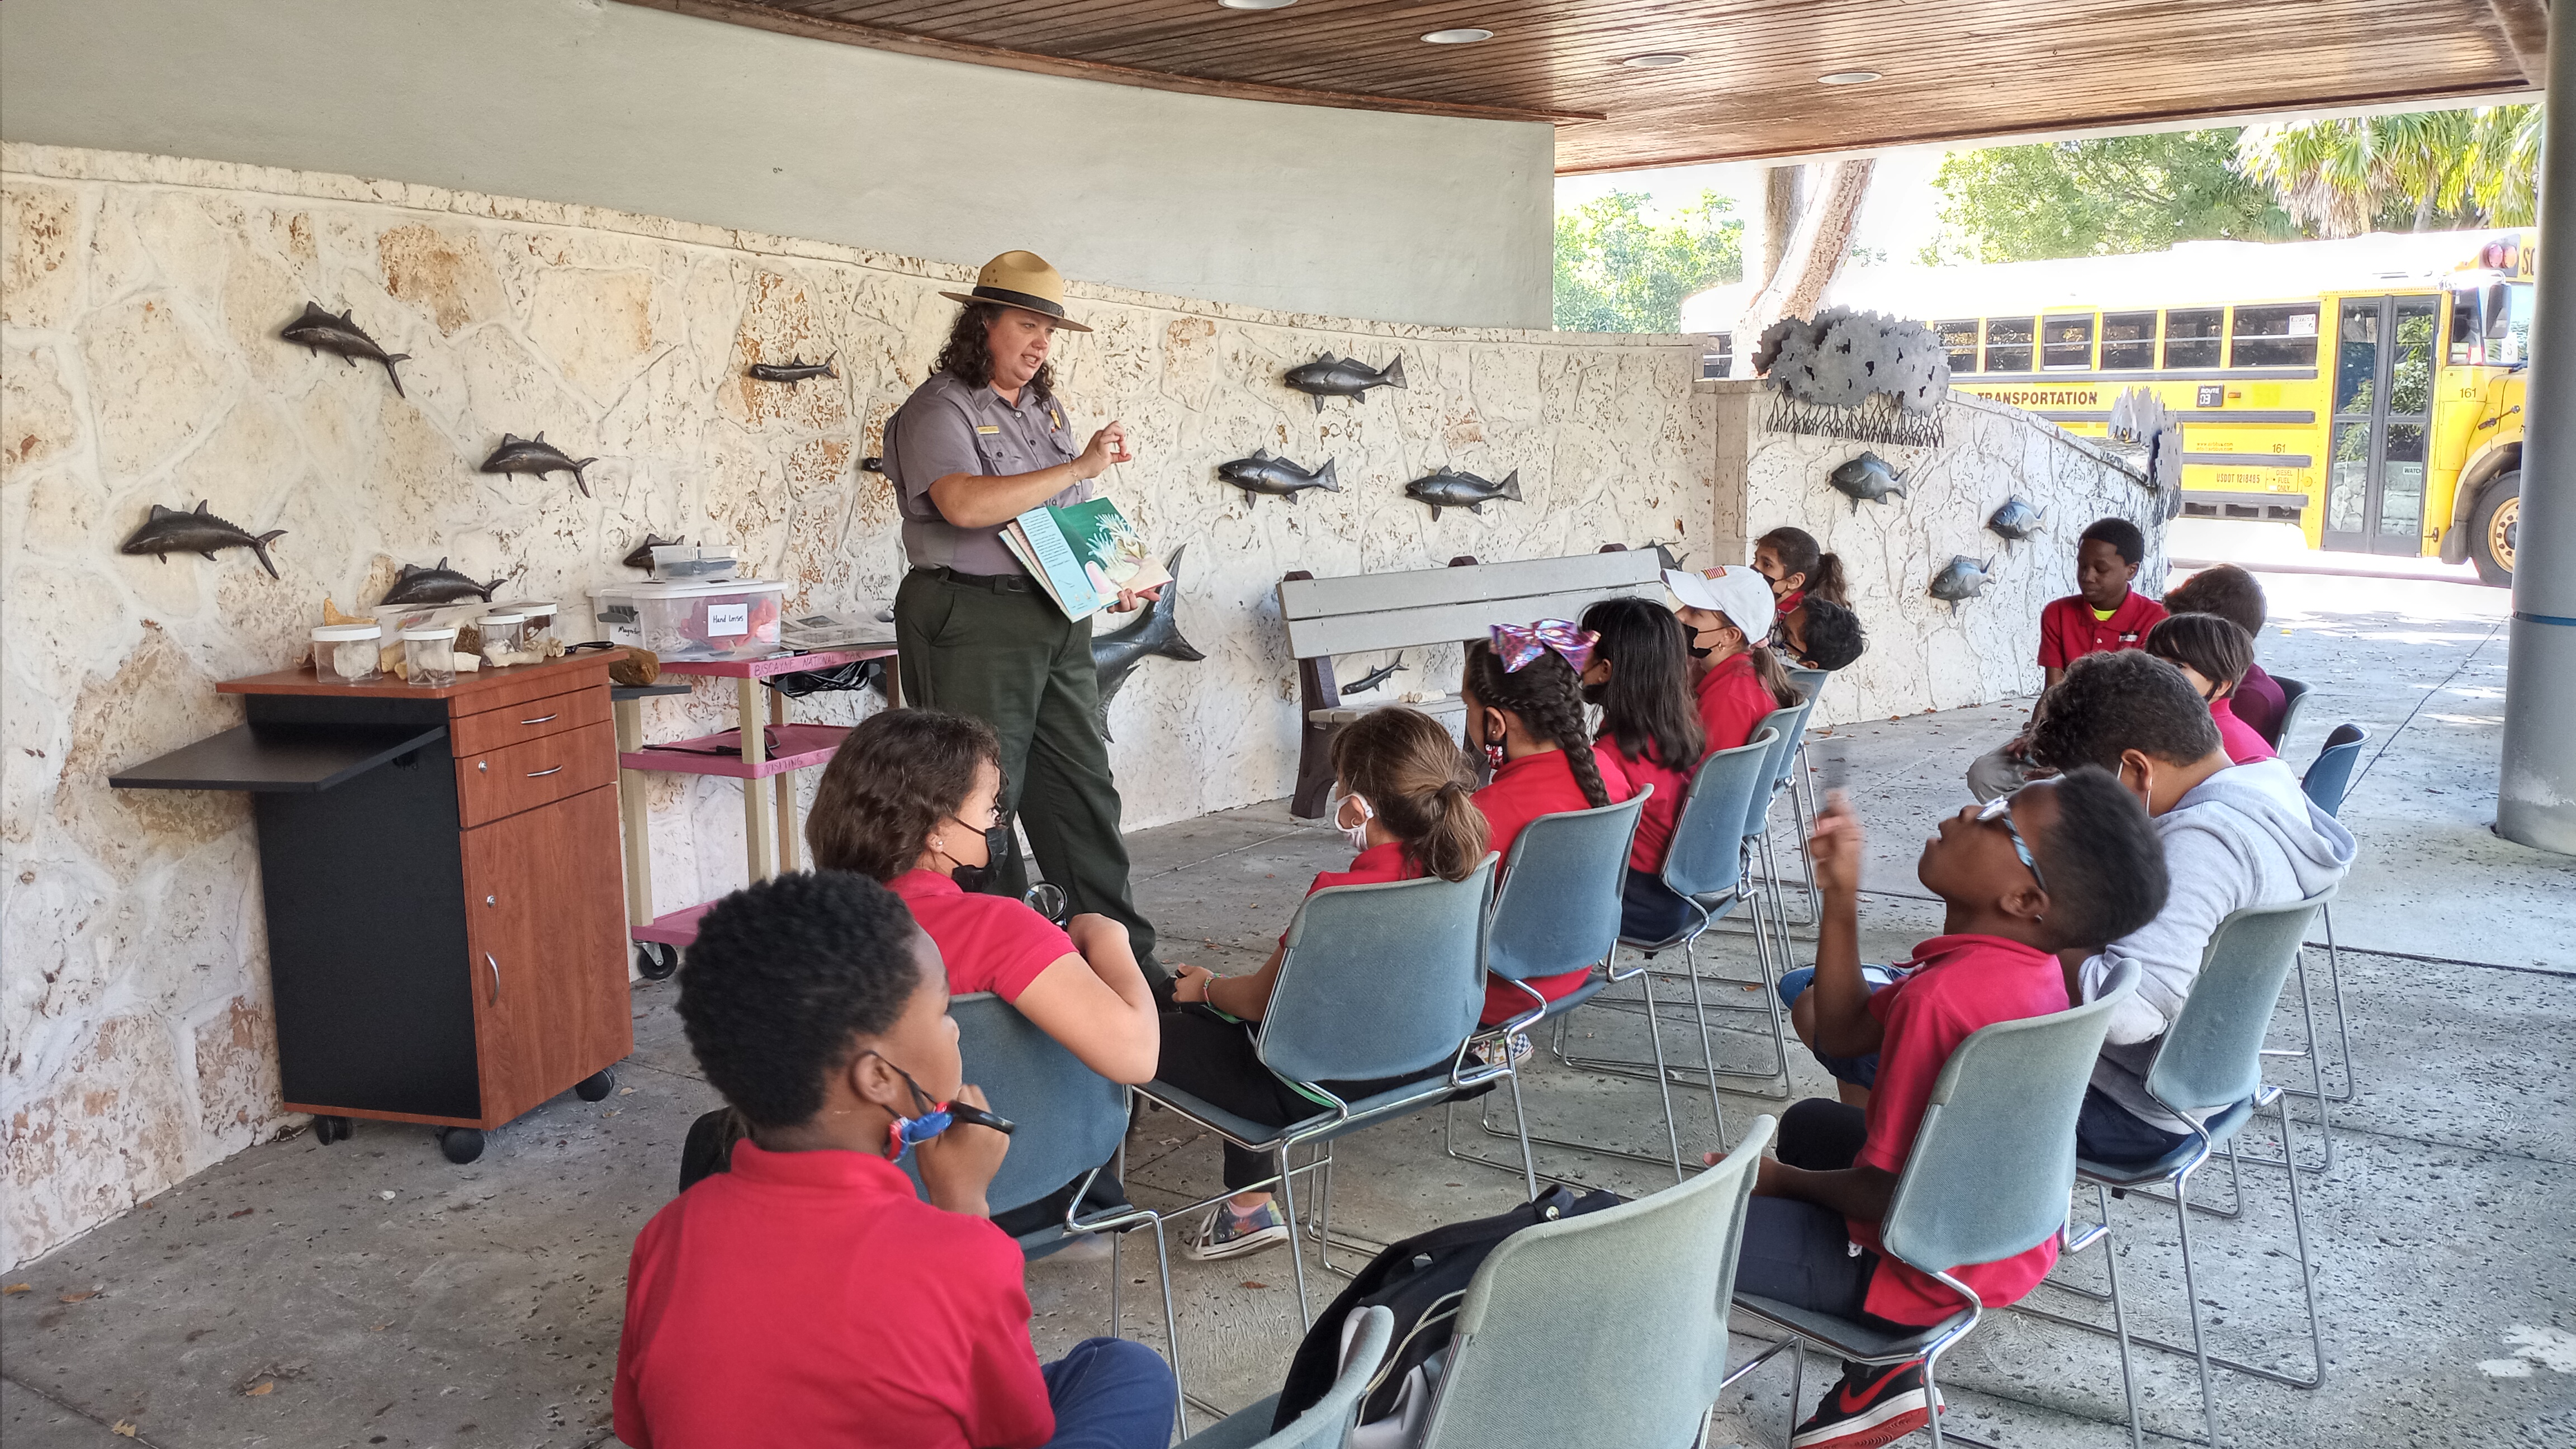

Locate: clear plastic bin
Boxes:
[590,580,786,662]
[311,623,383,684]
[400,625,459,686]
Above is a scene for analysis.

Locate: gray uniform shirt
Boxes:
[887,370,1090,576]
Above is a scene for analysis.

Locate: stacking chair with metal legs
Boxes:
[930,993,1191,1431]
[2023,892,2335,1449]
[1742,700,1817,965]
[2281,724,2369,1113]
[1783,665,1833,925]
[1173,1305,1394,1449]
[1138,858,1505,1327]
[1555,731,1782,1143]
[2266,673,2313,753]
[1443,789,1673,1179]
[1412,1116,1774,1449]
[1726,962,2145,1449]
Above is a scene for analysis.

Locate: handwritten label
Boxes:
[705,602,749,637]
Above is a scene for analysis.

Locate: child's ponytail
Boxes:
[1462,641,1613,809]
[1329,708,1491,883]
[1750,642,1806,710]
[1757,525,1850,606]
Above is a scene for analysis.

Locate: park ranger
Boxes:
[884,250,1169,990]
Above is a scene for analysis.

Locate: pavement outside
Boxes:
[3,567,2570,1449]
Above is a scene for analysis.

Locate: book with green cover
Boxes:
[1002,498,1169,622]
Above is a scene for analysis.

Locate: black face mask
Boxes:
[950,820,1014,892]
[1580,680,1608,707]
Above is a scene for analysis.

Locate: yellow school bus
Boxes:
[1685,230,2531,584]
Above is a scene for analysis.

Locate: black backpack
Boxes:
[1270,1184,1624,1431]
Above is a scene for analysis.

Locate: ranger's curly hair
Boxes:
[933,301,1057,397]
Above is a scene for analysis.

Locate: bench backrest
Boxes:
[1279,551,1666,660]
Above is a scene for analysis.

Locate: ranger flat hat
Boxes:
[940,250,1092,332]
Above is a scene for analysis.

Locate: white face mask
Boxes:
[1328,784,1376,853]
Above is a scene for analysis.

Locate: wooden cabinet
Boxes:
[463,783,631,1127]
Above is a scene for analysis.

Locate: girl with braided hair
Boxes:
[1461,624,1636,1027]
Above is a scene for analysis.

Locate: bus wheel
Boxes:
[2471,472,2520,588]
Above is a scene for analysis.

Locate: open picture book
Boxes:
[1002,497,1171,622]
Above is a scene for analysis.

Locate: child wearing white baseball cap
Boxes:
[1664,564,1806,755]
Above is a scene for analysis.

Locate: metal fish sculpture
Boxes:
[280,302,411,396]
[1986,496,2047,543]
[1217,449,1341,509]
[1342,653,1406,695]
[1647,542,1690,571]
[379,558,505,608]
[119,500,285,579]
[747,353,837,386]
[1827,453,1909,513]
[1405,465,1521,521]
[622,533,685,571]
[1928,556,1995,612]
[1091,547,1205,738]
[1282,352,1407,413]
[481,432,599,498]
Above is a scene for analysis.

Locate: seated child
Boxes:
[2143,613,2274,764]
[2028,650,2354,1167]
[1665,564,1806,756]
[1727,770,2168,1449]
[2160,563,2286,743]
[1753,525,1851,615]
[1578,597,1706,943]
[1966,517,2168,802]
[1462,624,1635,1025]
[1161,708,1489,1260]
[614,871,1176,1449]
[1779,594,1868,672]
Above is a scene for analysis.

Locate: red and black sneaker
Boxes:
[1789,1358,1942,1449]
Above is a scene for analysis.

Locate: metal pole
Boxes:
[2498,10,2576,856]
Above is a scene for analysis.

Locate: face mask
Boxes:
[868,1055,954,1160]
[1328,784,1376,852]
[946,820,1012,892]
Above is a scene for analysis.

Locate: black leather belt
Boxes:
[915,565,1034,594]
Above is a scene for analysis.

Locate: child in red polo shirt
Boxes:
[1161,708,1490,1260]
[2144,613,2275,764]
[1967,517,2168,803]
[1668,564,1807,757]
[1578,596,1708,943]
[615,872,1175,1449]
[1725,768,2169,1449]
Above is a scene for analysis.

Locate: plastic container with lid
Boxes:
[311,623,383,684]
[479,610,528,657]
[649,544,738,581]
[589,579,787,662]
[400,625,460,686]
[516,602,559,647]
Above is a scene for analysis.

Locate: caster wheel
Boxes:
[437,1127,485,1164]
[314,1115,353,1145]
[576,1068,618,1102]
[635,943,679,981]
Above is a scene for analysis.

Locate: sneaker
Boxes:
[1788,1360,1940,1449]
[1187,1200,1289,1261]
[1467,1034,1536,1069]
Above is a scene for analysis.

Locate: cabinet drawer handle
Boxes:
[525,765,564,778]
[485,953,500,1005]
[519,713,558,726]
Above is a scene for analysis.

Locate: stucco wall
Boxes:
[1706,381,2166,726]
[0,0,1555,330]
[0,143,1710,1267]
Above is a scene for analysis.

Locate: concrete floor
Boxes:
[4,569,2571,1448]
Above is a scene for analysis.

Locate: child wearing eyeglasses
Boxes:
[1724,769,2168,1449]
[614,872,1175,1449]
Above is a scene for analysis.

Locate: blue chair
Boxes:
[1174,1305,1394,1449]
[1559,731,1781,1148]
[1139,858,1502,1326]
[1417,1116,1774,1449]
[1729,962,2144,1449]
[912,993,1188,1430]
[1783,665,1833,924]
[2288,724,2369,1112]
[2267,673,2313,753]
[1443,789,1666,1179]
[1744,700,1815,958]
[2023,896,2333,1449]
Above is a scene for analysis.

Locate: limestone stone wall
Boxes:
[0,143,1713,1266]
[1706,381,2166,726]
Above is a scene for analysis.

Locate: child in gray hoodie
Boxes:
[2029,650,2357,1163]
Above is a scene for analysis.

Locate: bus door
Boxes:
[2324,295,2438,555]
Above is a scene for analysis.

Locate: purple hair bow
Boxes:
[1490,619,1599,675]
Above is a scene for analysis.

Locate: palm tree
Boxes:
[2235,105,2542,237]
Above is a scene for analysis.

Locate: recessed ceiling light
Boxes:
[1817,69,1883,84]
[1623,53,1690,69]
[1216,0,1296,10]
[1422,27,1495,44]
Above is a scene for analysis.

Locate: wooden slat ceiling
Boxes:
[623,0,2539,172]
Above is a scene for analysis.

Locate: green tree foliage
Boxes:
[2236,106,2541,238]
[1924,131,2293,264]
[1554,190,1744,332]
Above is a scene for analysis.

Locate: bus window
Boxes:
[2100,311,2157,370]
[2231,302,2321,367]
[1701,333,1734,380]
[2502,282,2534,364]
[1984,316,2035,372]
[2042,314,2095,370]
[1935,319,1978,374]
[2447,288,2484,366]
[2165,308,2223,368]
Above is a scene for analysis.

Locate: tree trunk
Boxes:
[1743,158,1877,342]
[1759,164,1809,292]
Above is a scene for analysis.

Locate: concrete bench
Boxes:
[1277,547,1668,816]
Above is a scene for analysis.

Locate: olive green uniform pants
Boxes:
[894,567,1164,979]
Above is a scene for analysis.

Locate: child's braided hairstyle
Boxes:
[1462,640,1613,809]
